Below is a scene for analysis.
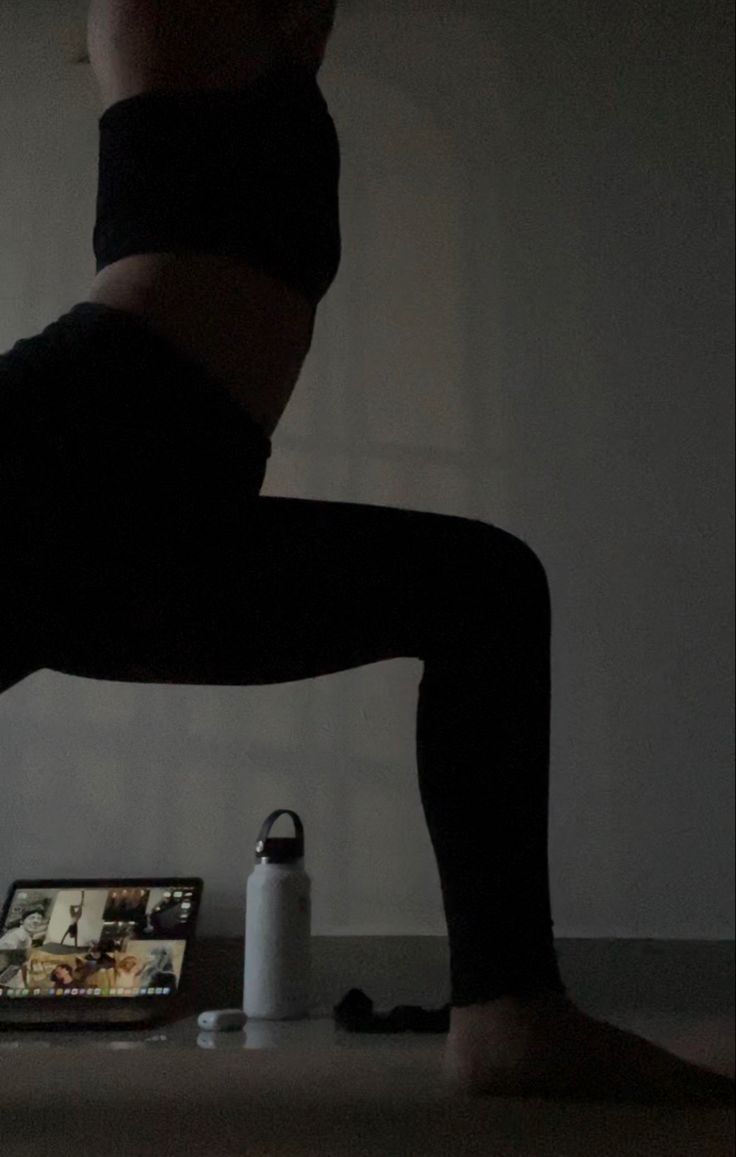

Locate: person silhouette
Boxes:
[60,891,86,948]
[0,1,732,1107]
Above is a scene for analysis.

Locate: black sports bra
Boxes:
[94,65,342,309]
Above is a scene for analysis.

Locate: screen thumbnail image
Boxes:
[0,886,194,996]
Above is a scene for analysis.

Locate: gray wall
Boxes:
[1,0,733,942]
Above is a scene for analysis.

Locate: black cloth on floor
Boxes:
[333,988,450,1033]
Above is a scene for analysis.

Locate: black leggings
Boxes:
[2,302,566,1007]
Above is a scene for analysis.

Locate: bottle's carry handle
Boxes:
[255,810,305,862]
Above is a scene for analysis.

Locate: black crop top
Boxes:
[93,65,342,309]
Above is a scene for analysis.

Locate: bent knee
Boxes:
[456,517,551,602]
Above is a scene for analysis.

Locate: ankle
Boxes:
[450,992,574,1037]
[453,991,572,1015]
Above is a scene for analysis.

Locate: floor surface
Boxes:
[1,1008,733,1155]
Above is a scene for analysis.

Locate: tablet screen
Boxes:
[0,879,202,1003]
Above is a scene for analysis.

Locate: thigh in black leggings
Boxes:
[1,303,566,1007]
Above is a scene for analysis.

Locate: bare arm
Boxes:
[271,1,338,71]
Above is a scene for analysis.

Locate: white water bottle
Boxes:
[243,809,311,1020]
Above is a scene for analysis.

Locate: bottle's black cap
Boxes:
[254,809,305,863]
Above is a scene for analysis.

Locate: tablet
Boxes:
[0,877,203,1029]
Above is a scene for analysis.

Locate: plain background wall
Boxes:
[0,0,733,943]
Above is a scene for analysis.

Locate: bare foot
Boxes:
[444,994,736,1106]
